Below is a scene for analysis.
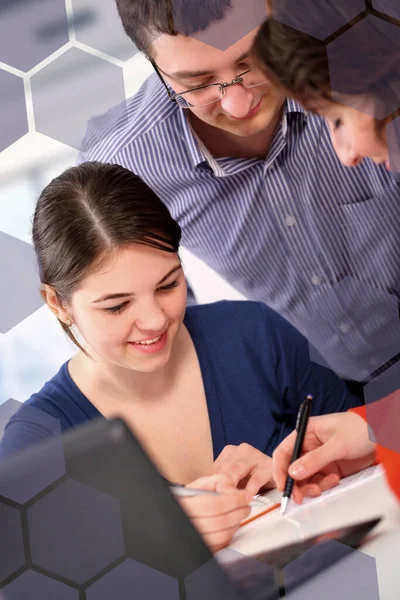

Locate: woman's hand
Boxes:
[211,443,275,500]
[176,474,251,552]
[272,412,376,504]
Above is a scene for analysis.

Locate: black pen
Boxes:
[281,394,313,515]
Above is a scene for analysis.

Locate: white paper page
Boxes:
[241,493,279,523]
[284,464,384,516]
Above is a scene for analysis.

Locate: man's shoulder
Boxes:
[79,74,178,164]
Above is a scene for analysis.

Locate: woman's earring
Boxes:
[65,319,72,328]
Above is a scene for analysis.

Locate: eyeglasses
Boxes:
[151,60,269,108]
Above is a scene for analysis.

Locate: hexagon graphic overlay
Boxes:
[284,540,380,600]
[0,570,79,600]
[307,276,400,383]
[132,0,267,52]
[0,406,65,504]
[173,0,268,52]
[364,364,400,453]
[0,0,69,72]
[31,47,127,151]
[28,478,124,584]
[211,548,280,600]
[0,232,43,333]
[328,15,400,119]
[270,0,365,40]
[0,70,28,154]
[386,116,400,175]
[72,0,138,61]
[185,555,241,600]
[373,0,400,20]
[0,399,22,442]
[0,503,24,585]
[86,558,180,600]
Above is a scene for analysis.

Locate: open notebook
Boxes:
[240,464,384,526]
[284,463,384,516]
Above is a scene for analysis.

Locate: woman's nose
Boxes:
[134,299,166,333]
[332,135,362,168]
[339,150,362,168]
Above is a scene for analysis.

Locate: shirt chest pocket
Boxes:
[340,187,400,292]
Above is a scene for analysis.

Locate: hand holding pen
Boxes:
[169,474,253,552]
[280,395,313,515]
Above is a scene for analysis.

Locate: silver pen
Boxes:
[170,484,269,508]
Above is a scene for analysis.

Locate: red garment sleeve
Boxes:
[350,398,400,502]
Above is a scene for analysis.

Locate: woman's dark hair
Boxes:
[115,0,232,54]
[32,161,182,351]
[252,15,400,118]
[252,20,331,108]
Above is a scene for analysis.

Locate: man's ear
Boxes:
[41,285,71,325]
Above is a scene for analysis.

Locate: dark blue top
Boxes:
[0,301,360,460]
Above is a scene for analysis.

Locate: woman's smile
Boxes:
[128,330,168,354]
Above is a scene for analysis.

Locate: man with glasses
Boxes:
[80,0,400,401]
[152,61,268,111]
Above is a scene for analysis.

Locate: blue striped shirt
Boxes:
[80,74,400,382]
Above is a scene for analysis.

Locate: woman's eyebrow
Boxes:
[157,264,182,285]
[92,292,133,303]
[91,265,182,303]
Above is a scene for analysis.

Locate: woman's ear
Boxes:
[41,285,72,325]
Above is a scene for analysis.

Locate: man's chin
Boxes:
[221,112,276,138]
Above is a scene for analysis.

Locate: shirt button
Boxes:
[311,274,324,286]
[284,215,297,227]
[339,323,352,334]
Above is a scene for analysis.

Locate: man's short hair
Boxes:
[115,0,232,54]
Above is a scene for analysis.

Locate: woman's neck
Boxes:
[68,325,192,414]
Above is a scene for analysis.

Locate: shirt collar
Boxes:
[177,98,308,174]
[286,97,308,117]
[282,98,308,136]
[178,107,209,166]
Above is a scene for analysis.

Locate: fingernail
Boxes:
[289,464,305,477]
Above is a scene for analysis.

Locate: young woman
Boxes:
[0,162,359,550]
[252,9,400,172]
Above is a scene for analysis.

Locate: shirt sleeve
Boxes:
[260,303,361,438]
[350,398,400,502]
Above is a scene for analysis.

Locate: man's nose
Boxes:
[220,84,256,119]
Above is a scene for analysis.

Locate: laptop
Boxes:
[0,417,381,599]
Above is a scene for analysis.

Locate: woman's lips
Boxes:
[128,331,168,354]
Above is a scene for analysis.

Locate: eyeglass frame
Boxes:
[150,60,265,107]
